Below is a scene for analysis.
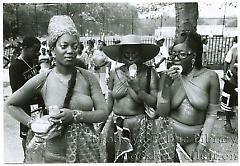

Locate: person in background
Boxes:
[157,32,221,162]
[11,41,22,61]
[153,36,169,76]
[84,39,95,70]
[78,42,88,69]
[5,15,108,163]
[221,36,238,133]
[38,53,51,73]
[92,40,110,97]
[41,39,48,48]
[75,42,87,69]
[78,42,84,55]
[202,38,208,67]
[8,36,41,162]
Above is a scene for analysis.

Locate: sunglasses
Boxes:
[169,51,196,60]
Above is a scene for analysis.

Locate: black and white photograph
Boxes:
[2,0,238,164]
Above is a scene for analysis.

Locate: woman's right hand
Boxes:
[163,66,181,85]
[49,108,74,125]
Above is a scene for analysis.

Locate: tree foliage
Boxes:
[3,3,139,40]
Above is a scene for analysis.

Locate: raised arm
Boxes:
[137,68,159,107]
[156,67,179,117]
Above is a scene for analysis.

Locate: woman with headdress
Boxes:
[102,35,176,162]
[5,15,108,163]
[157,31,221,162]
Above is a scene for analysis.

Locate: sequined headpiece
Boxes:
[48,15,79,48]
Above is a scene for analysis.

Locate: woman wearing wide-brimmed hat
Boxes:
[102,35,176,162]
[5,15,108,163]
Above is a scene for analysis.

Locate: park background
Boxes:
[1,0,238,163]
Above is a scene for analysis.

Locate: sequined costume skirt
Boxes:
[103,113,176,162]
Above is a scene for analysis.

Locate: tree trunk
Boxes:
[175,2,199,37]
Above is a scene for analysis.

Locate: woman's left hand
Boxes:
[50,108,74,125]
[127,76,141,93]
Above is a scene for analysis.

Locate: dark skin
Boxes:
[5,34,108,129]
[157,42,220,161]
[20,43,41,66]
[106,45,158,162]
[107,46,158,116]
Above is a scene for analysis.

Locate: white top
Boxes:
[154,45,169,72]
[39,54,50,61]
[203,44,207,53]
[225,43,238,63]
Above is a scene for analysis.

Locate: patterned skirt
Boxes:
[26,123,104,163]
[102,113,176,163]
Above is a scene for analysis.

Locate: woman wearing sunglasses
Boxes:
[157,32,221,162]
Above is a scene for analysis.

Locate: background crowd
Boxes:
[3,13,238,163]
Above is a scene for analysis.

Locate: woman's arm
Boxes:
[137,68,158,107]
[156,67,179,117]
[198,71,221,146]
[5,73,46,126]
[156,73,172,117]
[192,71,221,160]
[111,69,128,99]
[127,87,142,103]
[107,70,115,114]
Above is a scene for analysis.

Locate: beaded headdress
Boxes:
[48,15,79,48]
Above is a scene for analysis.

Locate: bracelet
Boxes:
[72,110,84,123]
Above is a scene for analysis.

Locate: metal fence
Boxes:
[93,36,235,69]
[3,36,235,69]
[206,36,234,66]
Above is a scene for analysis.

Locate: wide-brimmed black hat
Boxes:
[102,35,160,63]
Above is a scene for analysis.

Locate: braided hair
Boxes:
[63,67,77,108]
